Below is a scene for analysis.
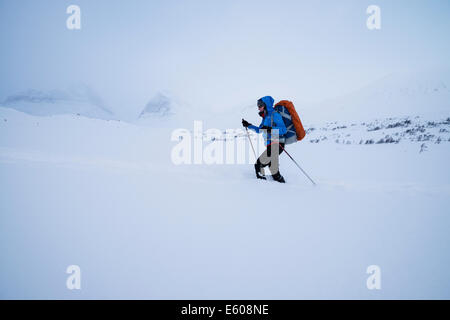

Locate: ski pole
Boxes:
[245,127,257,160]
[279,144,316,186]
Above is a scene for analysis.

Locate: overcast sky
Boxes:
[1,0,449,116]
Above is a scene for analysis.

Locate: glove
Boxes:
[261,126,272,133]
[242,119,251,128]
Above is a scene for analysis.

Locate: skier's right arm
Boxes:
[247,119,264,133]
[248,124,259,133]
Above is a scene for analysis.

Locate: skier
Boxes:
[242,96,287,183]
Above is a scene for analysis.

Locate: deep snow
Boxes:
[0,99,449,298]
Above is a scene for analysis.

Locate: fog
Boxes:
[1,0,449,118]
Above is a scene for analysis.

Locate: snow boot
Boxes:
[254,163,266,180]
[272,171,286,183]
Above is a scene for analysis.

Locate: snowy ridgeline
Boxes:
[0,87,114,120]
[178,116,450,155]
[2,69,449,127]
[305,116,450,147]
[0,88,182,121]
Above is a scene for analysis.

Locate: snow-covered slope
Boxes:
[302,69,450,122]
[0,85,114,120]
[1,69,450,299]
[0,105,449,299]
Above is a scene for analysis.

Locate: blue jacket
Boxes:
[248,96,287,145]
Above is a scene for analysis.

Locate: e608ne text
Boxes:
[225,305,269,315]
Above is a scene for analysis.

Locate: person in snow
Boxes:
[242,96,287,183]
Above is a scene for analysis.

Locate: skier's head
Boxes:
[257,96,275,116]
[257,98,266,110]
[257,99,266,116]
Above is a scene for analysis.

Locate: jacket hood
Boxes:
[260,96,275,113]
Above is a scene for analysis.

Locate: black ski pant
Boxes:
[256,142,285,176]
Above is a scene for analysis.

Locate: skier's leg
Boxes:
[269,143,286,183]
[254,161,266,179]
[267,143,280,176]
[255,143,285,182]
[254,144,273,179]
[255,148,268,179]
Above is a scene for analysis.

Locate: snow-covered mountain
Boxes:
[138,92,175,118]
[0,85,114,120]
[135,91,204,128]
[302,69,450,122]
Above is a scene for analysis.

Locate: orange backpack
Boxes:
[274,100,306,143]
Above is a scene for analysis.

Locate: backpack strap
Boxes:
[279,109,292,120]
[271,111,286,143]
[271,110,281,126]
[275,107,294,131]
